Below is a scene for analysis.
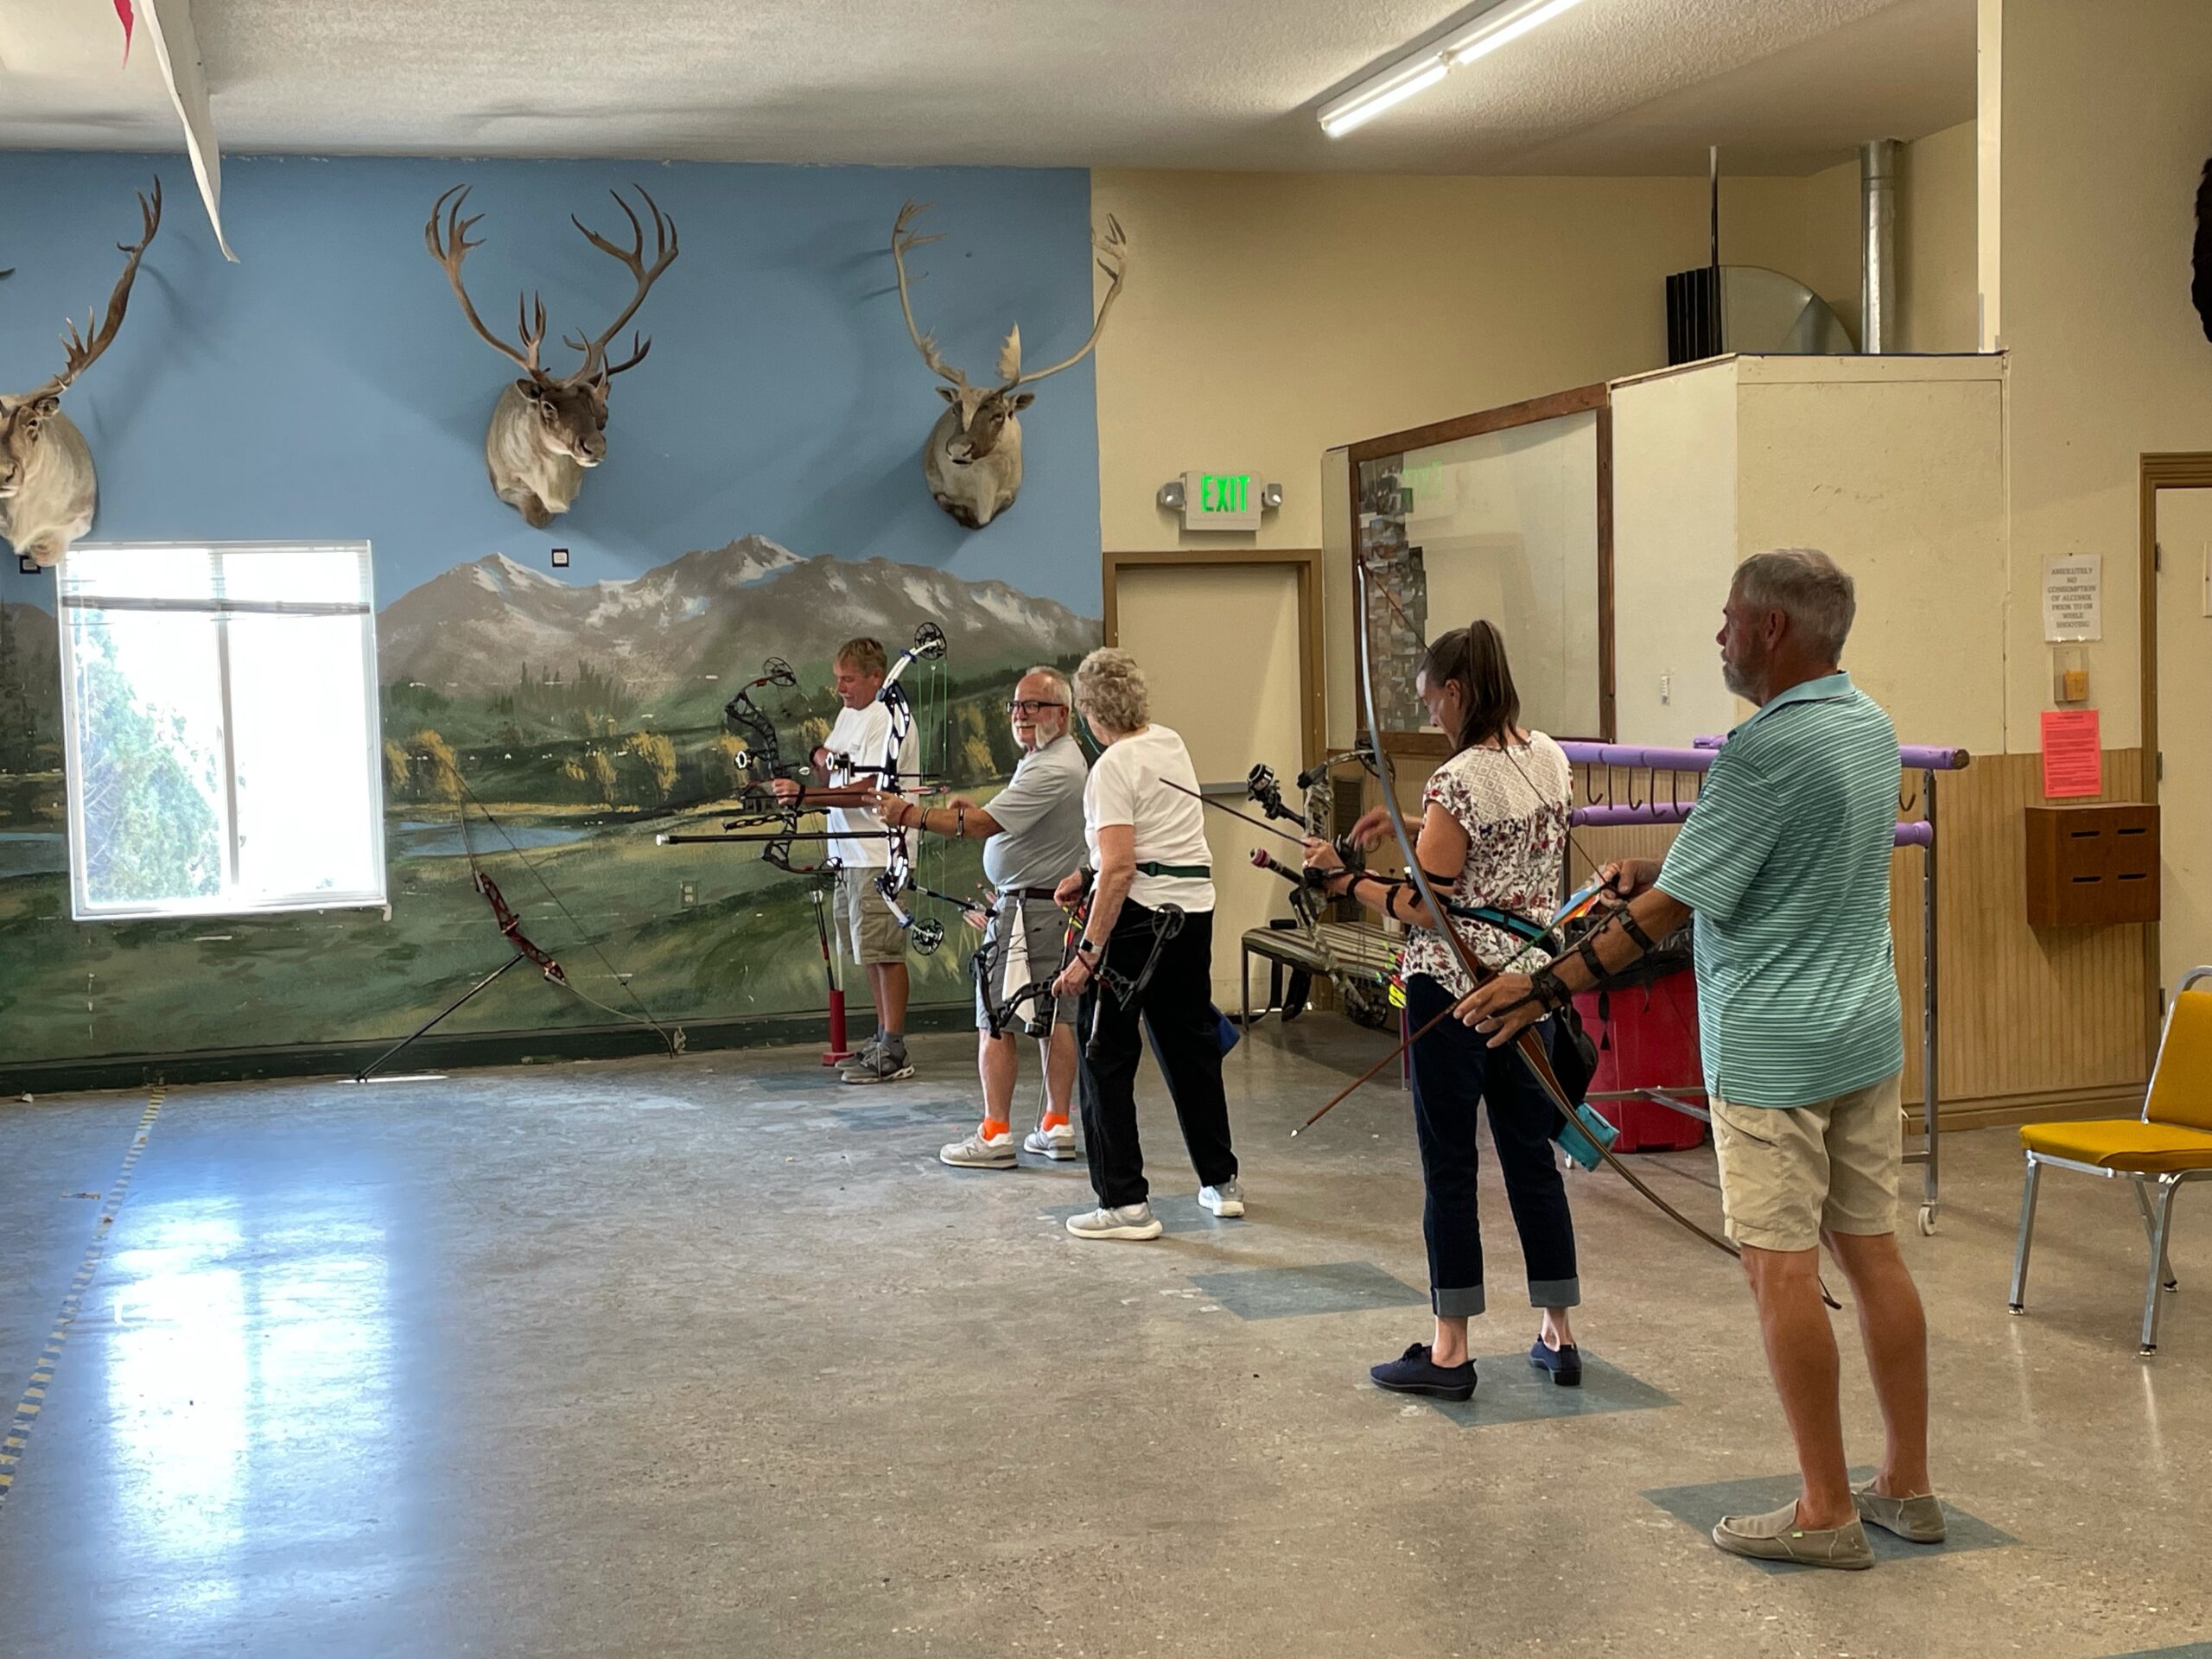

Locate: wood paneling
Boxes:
[1917,747,2152,1109]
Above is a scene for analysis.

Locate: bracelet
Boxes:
[956,805,967,840]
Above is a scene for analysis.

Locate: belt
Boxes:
[1135,861,1211,879]
[1007,886,1063,901]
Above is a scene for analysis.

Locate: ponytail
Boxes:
[1417,618,1522,753]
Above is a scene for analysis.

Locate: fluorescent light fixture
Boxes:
[1318,0,1589,137]
[1319,55,1449,138]
[1446,0,1588,64]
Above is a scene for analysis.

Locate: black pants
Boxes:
[1077,904,1237,1209]
[1403,973,1580,1318]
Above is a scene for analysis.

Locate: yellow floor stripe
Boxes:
[0,1087,165,1516]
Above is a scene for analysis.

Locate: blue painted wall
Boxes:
[0,152,1102,610]
[0,151,1103,1072]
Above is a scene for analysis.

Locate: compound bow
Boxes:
[1245,750,1395,1029]
[870,622,969,954]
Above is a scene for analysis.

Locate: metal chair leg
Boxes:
[2133,1177,2180,1292]
[2009,1155,2043,1313]
[2141,1176,2183,1356]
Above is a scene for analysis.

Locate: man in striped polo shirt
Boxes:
[1459,549,1941,1572]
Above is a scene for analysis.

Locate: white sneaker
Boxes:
[940,1127,1016,1169]
[1198,1179,1245,1218]
[1065,1203,1163,1241]
[1024,1121,1078,1160]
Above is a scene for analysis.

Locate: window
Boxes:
[58,543,385,920]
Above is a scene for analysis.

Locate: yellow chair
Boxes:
[2009,967,2212,1355]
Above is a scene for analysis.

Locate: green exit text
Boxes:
[1199,474,1251,514]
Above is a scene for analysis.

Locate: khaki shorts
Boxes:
[1710,1071,1904,1252]
[834,867,906,966]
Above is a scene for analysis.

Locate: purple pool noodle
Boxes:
[1573,801,1934,847]
[1686,734,1970,772]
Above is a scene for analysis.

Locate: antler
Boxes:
[1009,215,1128,387]
[564,187,678,382]
[425,185,549,379]
[891,200,970,389]
[35,178,163,402]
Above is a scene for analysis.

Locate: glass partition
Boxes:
[1353,398,1608,741]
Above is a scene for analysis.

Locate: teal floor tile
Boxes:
[1416,1350,1675,1427]
[1189,1261,1427,1319]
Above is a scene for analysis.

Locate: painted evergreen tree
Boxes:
[0,604,35,775]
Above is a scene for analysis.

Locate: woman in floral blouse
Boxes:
[1304,620,1582,1401]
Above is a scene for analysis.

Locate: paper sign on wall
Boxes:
[2043,554,2102,641]
[2040,708,2102,798]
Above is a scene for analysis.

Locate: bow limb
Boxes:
[1344,561,1774,1290]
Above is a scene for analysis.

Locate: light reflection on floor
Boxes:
[103,1195,395,1613]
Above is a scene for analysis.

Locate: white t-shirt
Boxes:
[1084,723,1215,913]
[823,700,918,869]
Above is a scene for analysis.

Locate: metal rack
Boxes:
[1559,741,1968,1236]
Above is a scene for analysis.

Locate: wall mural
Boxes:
[0,153,1103,1071]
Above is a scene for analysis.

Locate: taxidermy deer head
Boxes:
[0,179,163,568]
[891,200,1128,530]
[427,185,679,528]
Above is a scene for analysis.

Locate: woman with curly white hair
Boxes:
[1049,647,1242,1240]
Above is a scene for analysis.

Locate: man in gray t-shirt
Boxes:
[870,667,1090,1170]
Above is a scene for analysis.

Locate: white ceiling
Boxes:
[0,0,1974,175]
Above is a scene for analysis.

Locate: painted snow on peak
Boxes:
[378,537,1097,706]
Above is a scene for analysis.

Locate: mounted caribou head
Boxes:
[426,184,678,528]
[0,179,162,567]
[891,200,1128,530]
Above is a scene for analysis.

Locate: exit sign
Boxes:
[1178,470,1270,531]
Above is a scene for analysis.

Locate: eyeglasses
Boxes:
[1003,699,1067,716]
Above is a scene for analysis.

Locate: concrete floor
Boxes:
[0,1020,2206,1658]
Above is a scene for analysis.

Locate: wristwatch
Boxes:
[1076,938,1100,960]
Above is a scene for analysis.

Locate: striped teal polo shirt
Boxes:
[1656,672,1904,1109]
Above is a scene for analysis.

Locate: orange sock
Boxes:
[1041,1112,1070,1130]
[982,1119,1011,1139]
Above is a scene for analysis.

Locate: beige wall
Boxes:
[1610,354,2008,753]
[1986,0,2212,751]
[1090,168,1838,560]
[1898,120,1980,353]
[1733,358,2009,753]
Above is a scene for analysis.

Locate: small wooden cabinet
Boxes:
[2024,803,2160,927]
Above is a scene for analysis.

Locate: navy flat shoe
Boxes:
[1370,1342,1475,1401]
[1529,1338,1583,1386]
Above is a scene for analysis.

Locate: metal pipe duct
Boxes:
[1861,138,1900,353]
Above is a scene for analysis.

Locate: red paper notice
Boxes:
[2041,709,2102,798]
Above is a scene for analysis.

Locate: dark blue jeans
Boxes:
[1403,974,1580,1318]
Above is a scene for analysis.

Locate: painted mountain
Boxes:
[378,537,1099,714]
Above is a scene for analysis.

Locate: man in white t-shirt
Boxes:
[771,637,920,1084]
